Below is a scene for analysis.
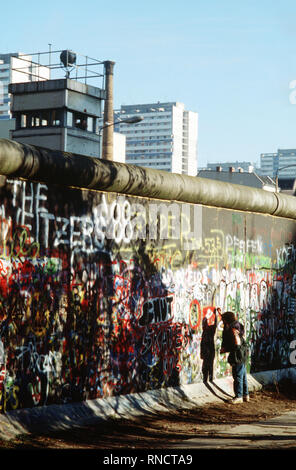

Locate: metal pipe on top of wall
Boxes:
[0,137,295,220]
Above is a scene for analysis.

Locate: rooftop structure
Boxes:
[6,49,112,158]
[205,160,257,173]
[198,166,277,192]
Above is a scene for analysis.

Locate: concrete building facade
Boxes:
[9,78,106,158]
[1,50,126,162]
[0,53,50,120]
[0,118,15,139]
[114,102,198,176]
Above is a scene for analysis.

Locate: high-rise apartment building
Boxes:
[114,102,198,176]
[260,152,278,178]
[0,53,50,120]
[277,149,296,179]
[260,150,296,179]
[260,149,296,192]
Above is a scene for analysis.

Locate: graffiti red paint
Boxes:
[0,177,292,414]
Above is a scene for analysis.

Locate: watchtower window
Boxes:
[17,109,64,129]
[20,114,27,128]
[73,112,87,130]
[52,110,62,126]
[70,111,95,132]
[67,111,73,127]
[87,116,95,132]
[16,109,95,132]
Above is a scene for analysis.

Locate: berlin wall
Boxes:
[0,138,295,414]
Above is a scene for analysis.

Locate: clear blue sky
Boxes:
[1,0,296,167]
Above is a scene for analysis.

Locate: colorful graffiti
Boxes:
[0,178,294,412]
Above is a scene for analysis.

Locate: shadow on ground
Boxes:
[1,380,296,449]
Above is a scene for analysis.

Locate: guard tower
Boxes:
[8,49,107,158]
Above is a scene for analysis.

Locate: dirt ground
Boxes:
[1,381,296,450]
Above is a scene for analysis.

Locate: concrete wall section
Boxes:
[0,177,295,413]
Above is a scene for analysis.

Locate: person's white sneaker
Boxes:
[243,395,250,402]
[231,397,243,404]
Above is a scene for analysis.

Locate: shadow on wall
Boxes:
[109,239,182,395]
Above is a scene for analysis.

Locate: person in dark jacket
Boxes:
[220,311,249,404]
[200,308,217,383]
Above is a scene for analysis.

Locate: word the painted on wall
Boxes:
[7,182,203,251]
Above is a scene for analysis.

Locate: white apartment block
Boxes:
[0,53,50,120]
[114,102,198,176]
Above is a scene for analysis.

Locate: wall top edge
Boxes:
[0,138,296,220]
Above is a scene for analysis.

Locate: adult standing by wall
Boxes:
[220,311,249,404]
[200,308,218,383]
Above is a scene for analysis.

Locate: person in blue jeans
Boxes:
[220,311,249,404]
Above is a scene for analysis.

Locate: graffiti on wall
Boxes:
[0,178,294,412]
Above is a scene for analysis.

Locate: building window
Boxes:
[40,110,51,126]
[67,111,73,127]
[65,112,94,132]
[87,116,94,132]
[17,109,64,129]
[72,112,87,130]
[52,110,62,126]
